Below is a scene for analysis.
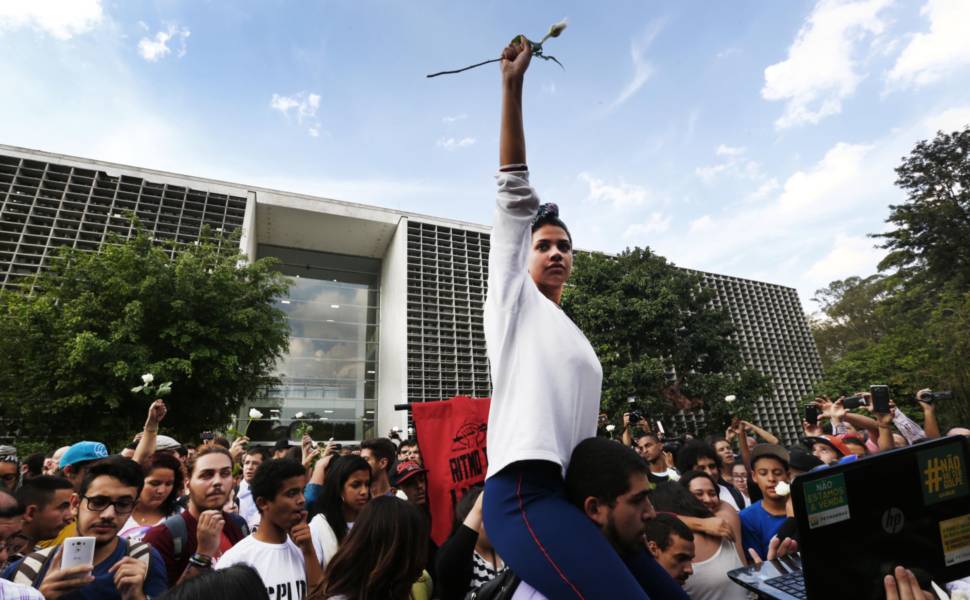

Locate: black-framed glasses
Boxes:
[82,495,136,514]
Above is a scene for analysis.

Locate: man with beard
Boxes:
[14,476,75,552]
[4,457,167,600]
[496,437,689,600]
[143,447,249,586]
[216,459,323,599]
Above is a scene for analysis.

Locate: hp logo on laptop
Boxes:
[881,508,905,534]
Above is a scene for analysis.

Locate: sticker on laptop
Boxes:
[939,514,970,567]
[804,473,850,530]
[918,444,969,506]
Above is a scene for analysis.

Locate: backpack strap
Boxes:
[12,546,58,588]
[161,513,188,562]
[127,540,153,565]
[227,512,250,538]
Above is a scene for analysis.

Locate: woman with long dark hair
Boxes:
[322,496,428,600]
[308,455,371,567]
[120,452,183,542]
[481,37,688,600]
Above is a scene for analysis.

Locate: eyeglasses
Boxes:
[82,495,136,514]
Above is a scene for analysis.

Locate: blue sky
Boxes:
[3,0,970,310]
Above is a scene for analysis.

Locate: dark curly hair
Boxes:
[532,203,572,243]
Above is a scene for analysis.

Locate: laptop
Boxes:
[729,435,970,599]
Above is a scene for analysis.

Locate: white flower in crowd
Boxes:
[605,424,616,433]
[668,471,680,482]
[392,426,402,433]
[774,481,791,496]
[724,395,736,403]
[294,412,305,419]
[141,373,154,385]
[248,408,264,419]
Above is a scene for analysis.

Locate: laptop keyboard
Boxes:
[765,570,806,599]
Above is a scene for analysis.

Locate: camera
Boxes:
[918,390,952,404]
[870,385,891,414]
[626,396,646,427]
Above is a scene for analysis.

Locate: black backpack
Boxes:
[465,569,521,600]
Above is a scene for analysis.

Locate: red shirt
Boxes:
[142,509,247,586]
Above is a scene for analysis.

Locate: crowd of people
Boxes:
[1,36,969,600]
[0,389,965,600]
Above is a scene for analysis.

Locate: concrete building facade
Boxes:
[0,145,822,443]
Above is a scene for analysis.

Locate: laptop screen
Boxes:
[791,435,970,598]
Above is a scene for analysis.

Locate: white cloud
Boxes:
[888,0,970,87]
[270,92,322,136]
[137,24,190,62]
[922,105,970,133]
[696,144,763,183]
[716,144,746,157]
[805,233,885,291]
[607,20,663,112]
[578,172,649,209]
[688,215,715,234]
[436,137,476,151]
[762,0,891,129]
[442,113,467,124]
[0,0,103,39]
[624,212,671,238]
[747,178,781,202]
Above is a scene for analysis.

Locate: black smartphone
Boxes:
[201,430,214,441]
[805,405,820,425]
[870,385,891,414]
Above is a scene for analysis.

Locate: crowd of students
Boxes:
[0,388,966,600]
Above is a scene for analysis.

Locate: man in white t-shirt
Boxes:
[236,447,267,530]
[216,459,322,599]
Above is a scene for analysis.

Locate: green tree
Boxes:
[562,248,772,437]
[810,126,970,431]
[0,226,290,448]
[877,126,970,290]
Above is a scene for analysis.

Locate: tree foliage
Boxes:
[877,126,970,290]
[0,226,290,448]
[812,126,970,430]
[562,248,772,437]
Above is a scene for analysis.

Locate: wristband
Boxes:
[189,553,213,568]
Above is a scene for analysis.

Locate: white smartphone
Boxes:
[61,536,95,571]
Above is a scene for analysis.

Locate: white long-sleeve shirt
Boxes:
[484,169,603,478]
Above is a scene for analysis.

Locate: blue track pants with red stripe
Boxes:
[483,460,690,600]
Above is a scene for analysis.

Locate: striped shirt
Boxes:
[470,550,505,593]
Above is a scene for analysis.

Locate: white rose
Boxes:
[248,408,264,419]
[294,412,305,419]
[548,18,568,38]
[774,481,791,496]
[141,373,154,385]
[606,424,616,433]
[724,395,736,403]
[668,471,680,482]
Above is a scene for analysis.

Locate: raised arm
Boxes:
[916,389,941,439]
[499,36,531,168]
[132,400,166,465]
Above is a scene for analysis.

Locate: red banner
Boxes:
[412,396,491,546]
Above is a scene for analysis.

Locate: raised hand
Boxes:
[229,436,249,462]
[146,399,167,427]
[500,35,532,82]
[196,510,226,557]
[109,556,149,600]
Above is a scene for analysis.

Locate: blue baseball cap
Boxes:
[59,441,109,469]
